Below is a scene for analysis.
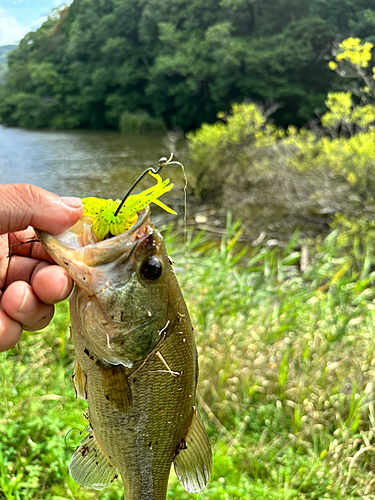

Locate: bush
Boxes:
[187,38,375,226]
[119,110,167,134]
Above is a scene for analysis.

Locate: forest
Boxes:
[1,0,375,130]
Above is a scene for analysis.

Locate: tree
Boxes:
[1,0,375,130]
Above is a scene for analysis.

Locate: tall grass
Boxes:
[2,221,375,498]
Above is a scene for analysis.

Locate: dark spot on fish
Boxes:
[133,378,137,384]
[174,379,177,383]
[89,435,94,439]
[168,256,175,265]
[90,355,94,361]
[174,439,187,458]
[121,311,125,322]
[80,445,89,457]
[84,348,90,357]
[105,395,110,401]
[192,326,195,331]
[156,441,159,445]
[82,277,86,281]
[148,442,152,449]
[63,261,69,266]
[96,461,99,465]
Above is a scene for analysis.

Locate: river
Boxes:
[0,125,190,225]
[0,125,328,242]
[0,125,178,197]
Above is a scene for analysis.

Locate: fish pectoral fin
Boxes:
[69,431,119,490]
[72,360,87,400]
[173,406,212,493]
[98,362,132,413]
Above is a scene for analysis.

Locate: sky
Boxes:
[0,0,72,46]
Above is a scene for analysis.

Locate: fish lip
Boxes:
[82,207,151,267]
[36,207,152,289]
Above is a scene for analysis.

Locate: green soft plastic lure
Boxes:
[82,172,176,241]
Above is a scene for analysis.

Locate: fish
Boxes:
[36,206,212,500]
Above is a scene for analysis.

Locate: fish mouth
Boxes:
[81,207,151,267]
[36,207,152,296]
[37,207,151,268]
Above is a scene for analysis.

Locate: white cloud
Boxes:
[0,7,31,45]
[30,15,47,30]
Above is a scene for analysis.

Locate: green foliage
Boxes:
[3,223,375,497]
[119,111,166,134]
[188,38,375,224]
[187,103,283,199]
[1,1,375,130]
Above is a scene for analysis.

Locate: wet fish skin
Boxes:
[37,209,211,500]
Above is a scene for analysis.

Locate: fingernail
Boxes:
[61,196,83,209]
[18,287,35,314]
[56,273,72,302]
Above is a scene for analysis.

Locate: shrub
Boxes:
[119,110,167,134]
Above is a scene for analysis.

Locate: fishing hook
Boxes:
[114,152,183,217]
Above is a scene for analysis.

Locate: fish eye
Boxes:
[141,255,162,280]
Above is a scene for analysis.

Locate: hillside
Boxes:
[0,0,375,130]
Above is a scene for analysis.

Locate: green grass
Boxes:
[2,220,375,498]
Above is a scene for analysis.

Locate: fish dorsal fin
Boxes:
[71,360,87,400]
[69,431,119,490]
[174,406,212,493]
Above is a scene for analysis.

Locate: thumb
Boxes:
[0,184,84,236]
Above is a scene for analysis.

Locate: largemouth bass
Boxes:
[37,207,211,500]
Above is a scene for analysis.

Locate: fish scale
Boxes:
[37,207,211,499]
[71,291,197,500]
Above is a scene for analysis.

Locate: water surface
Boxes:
[0,126,178,199]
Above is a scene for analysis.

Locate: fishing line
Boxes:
[115,152,188,240]
[64,427,85,450]
[157,153,188,248]
[7,236,39,258]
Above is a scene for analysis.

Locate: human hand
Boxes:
[0,184,84,352]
